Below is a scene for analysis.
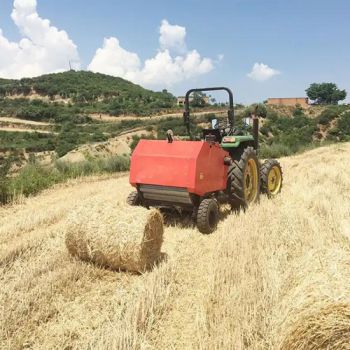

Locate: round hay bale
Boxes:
[274,248,350,350]
[280,303,350,350]
[65,202,163,273]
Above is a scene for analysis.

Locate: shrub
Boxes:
[317,107,340,125]
[242,104,267,119]
[260,126,270,137]
[1,155,130,204]
[7,164,63,198]
[130,134,156,151]
[55,156,130,177]
[157,117,202,139]
[293,105,304,117]
[336,111,350,141]
[266,110,279,122]
[259,143,293,159]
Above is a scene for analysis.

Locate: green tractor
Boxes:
[183,87,283,210]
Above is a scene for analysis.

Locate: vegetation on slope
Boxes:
[0,117,151,157]
[255,105,350,158]
[0,71,177,116]
[0,155,129,204]
[1,72,349,205]
[1,104,350,204]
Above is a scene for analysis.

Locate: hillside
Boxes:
[1,102,350,204]
[1,142,349,349]
[255,104,350,158]
[0,71,176,117]
[0,70,176,104]
[1,73,349,200]
[0,71,209,167]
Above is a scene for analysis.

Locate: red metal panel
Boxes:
[194,142,229,195]
[129,140,229,196]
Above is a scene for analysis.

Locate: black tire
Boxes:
[126,191,140,206]
[261,159,283,198]
[196,198,219,234]
[228,146,260,209]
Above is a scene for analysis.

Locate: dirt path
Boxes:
[0,127,54,134]
[117,127,154,143]
[0,117,52,126]
[90,109,227,122]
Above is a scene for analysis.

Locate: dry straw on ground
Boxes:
[1,142,350,349]
[65,201,163,272]
[276,248,350,350]
[193,143,350,350]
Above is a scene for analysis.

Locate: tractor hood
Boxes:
[129,140,229,196]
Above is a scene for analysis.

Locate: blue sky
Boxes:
[0,0,349,104]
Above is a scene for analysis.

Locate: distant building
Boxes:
[177,96,210,106]
[267,97,309,108]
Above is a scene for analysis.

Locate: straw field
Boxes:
[0,143,349,349]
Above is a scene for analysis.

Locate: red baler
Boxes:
[130,139,229,208]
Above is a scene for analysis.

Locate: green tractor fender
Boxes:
[221,135,255,149]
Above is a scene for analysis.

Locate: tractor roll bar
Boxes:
[183,87,235,140]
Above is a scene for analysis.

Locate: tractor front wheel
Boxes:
[126,191,141,206]
[196,198,219,234]
[261,159,283,197]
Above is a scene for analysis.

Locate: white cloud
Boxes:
[0,5,214,86]
[88,19,214,88]
[135,49,213,86]
[88,37,140,78]
[247,62,280,81]
[159,19,186,54]
[0,0,80,79]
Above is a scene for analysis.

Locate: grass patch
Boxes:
[0,131,55,152]
[0,155,130,204]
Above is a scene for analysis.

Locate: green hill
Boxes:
[0,71,176,116]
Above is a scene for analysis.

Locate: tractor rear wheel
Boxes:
[126,191,141,206]
[228,146,260,209]
[261,159,283,197]
[196,198,219,234]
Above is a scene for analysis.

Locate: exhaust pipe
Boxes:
[252,116,259,152]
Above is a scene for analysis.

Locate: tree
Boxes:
[293,104,304,117]
[306,83,347,105]
[242,103,267,119]
[190,92,207,107]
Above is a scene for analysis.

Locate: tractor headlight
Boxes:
[223,136,236,143]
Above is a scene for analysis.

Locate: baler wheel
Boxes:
[196,198,219,234]
[260,159,283,197]
[228,146,260,209]
[127,191,141,206]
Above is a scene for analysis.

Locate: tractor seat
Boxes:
[202,129,222,143]
[233,128,245,136]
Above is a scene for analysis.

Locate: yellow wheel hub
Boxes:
[268,165,282,195]
[244,159,259,203]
